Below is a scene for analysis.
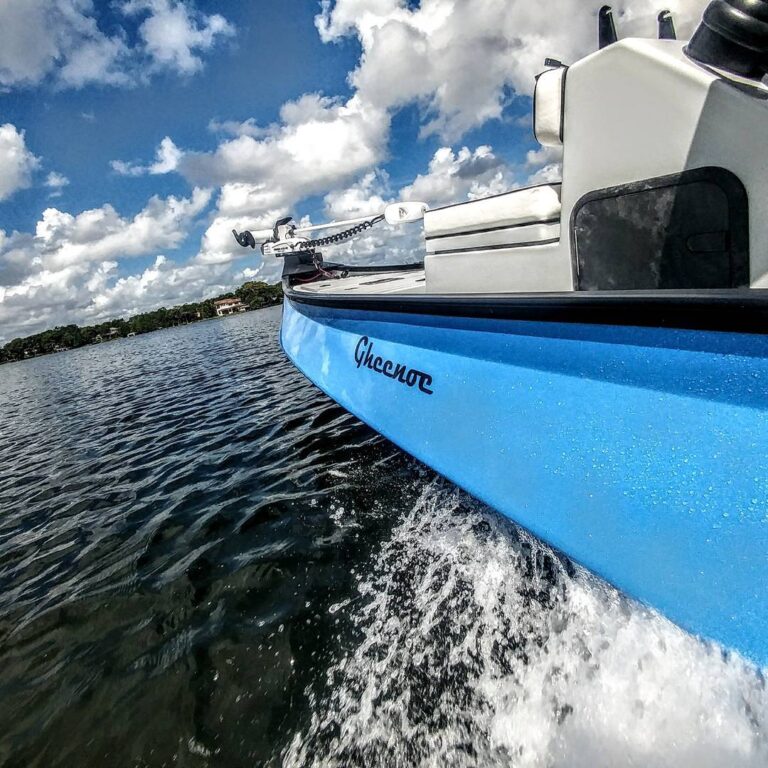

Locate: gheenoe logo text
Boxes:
[354,336,434,395]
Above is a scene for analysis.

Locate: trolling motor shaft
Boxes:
[232,202,428,258]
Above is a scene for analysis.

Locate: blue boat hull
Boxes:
[281,296,768,665]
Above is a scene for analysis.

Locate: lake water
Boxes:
[0,306,767,767]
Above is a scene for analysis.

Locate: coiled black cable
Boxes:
[296,215,385,250]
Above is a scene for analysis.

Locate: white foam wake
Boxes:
[285,481,768,767]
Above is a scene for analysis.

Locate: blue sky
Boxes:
[0,0,705,341]
[1,1,361,246]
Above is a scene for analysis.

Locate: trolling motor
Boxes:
[232,201,428,278]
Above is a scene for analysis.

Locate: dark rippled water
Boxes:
[1,307,767,768]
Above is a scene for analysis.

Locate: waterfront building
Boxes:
[214,298,247,317]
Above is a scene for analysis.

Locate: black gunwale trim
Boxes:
[427,181,561,213]
[285,283,768,335]
[323,261,424,273]
[425,217,561,241]
[560,63,567,141]
[430,238,560,256]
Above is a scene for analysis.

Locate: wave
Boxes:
[286,480,768,768]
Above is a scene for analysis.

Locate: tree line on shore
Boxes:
[0,280,283,365]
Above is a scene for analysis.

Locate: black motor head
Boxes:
[687,0,768,79]
[232,229,257,249]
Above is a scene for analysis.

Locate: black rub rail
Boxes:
[285,284,768,335]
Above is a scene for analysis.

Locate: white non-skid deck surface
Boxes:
[291,269,426,295]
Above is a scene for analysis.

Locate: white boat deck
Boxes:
[291,268,426,296]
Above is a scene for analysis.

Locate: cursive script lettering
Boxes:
[354,336,434,395]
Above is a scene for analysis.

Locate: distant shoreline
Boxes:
[1,280,283,365]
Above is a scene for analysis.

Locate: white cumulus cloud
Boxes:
[400,145,514,208]
[44,172,70,189]
[0,189,214,340]
[161,93,392,271]
[112,136,183,176]
[0,0,233,90]
[0,254,237,342]
[0,124,40,202]
[120,94,389,212]
[180,95,389,199]
[84,255,236,321]
[58,35,132,88]
[324,170,393,220]
[34,187,212,271]
[0,0,117,88]
[122,0,234,75]
[316,0,708,140]
[44,172,70,198]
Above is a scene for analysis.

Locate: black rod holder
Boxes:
[599,6,618,49]
[658,10,677,40]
